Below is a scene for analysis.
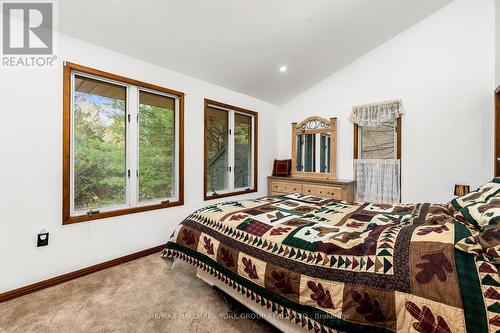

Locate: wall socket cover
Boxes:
[37,232,49,247]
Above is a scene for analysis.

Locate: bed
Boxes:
[162,179,500,333]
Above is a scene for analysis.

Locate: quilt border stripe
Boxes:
[164,242,394,333]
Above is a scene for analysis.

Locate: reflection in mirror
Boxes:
[320,134,331,173]
[297,135,304,171]
[304,134,315,172]
[297,134,315,172]
[296,133,331,173]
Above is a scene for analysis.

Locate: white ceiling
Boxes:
[57,0,452,105]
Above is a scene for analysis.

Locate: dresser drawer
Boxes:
[271,181,302,193]
[268,176,355,202]
[303,184,342,199]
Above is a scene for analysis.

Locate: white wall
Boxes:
[0,33,278,292]
[276,0,495,204]
[2,0,496,293]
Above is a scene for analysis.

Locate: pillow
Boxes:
[477,225,500,249]
[458,194,500,230]
[272,159,292,177]
[449,178,500,211]
[455,225,500,264]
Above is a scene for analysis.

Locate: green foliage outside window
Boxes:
[234,114,251,188]
[74,92,126,210]
[138,98,175,202]
[73,88,176,210]
[206,108,228,192]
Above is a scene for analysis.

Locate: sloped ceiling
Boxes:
[57,0,452,105]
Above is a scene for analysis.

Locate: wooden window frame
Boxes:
[353,117,402,160]
[63,62,184,225]
[203,99,258,201]
[495,86,500,177]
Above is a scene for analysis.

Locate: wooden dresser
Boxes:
[267,176,356,202]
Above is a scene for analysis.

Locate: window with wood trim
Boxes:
[204,99,258,200]
[354,118,401,159]
[63,62,184,224]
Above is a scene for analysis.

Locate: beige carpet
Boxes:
[0,254,278,333]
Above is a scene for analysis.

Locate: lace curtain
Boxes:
[351,99,403,203]
[354,159,400,203]
[350,99,404,127]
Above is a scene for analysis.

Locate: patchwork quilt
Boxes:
[162,194,499,333]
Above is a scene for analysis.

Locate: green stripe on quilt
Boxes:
[454,222,489,333]
[450,198,462,211]
[281,222,319,251]
[166,242,393,333]
[485,187,500,201]
[459,208,482,230]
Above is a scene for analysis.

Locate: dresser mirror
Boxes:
[296,133,331,173]
[291,116,337,179]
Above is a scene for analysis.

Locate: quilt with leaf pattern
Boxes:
[162,193,499,333]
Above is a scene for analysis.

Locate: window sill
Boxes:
[62,200,184,225]
[204,188,257,201]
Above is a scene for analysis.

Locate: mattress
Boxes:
[162,193,497,332]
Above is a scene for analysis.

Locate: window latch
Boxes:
[127,114,131,122]
[86,210,100,216]
[161,200,170,204]
[127,169,131,178]
[227,166,232,172]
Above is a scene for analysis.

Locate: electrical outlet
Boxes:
[37,231,49,247]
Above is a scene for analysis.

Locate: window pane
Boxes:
[138,91,176,202]
[234,113,252,188]
[360,121,395,159]
[73,75,126,211]
[206,107,228,193]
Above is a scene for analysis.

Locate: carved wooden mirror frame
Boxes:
[291,116,337,179]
